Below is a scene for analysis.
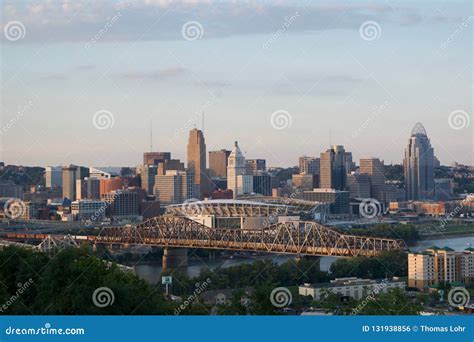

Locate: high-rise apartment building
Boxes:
[45,166,62,188]
[404,123,435,200]
[253,174,272,196]
[187,129,207,198]
[209,150,231,178]
[101,189,140,221]
[360,158,385,202]
[227,141,246,198]
[298,156,320,175]
[320,145,347,190]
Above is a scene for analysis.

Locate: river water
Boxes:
[134,235,473,284]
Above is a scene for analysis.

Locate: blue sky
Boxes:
[1,0,472,167]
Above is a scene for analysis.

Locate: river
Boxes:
[133,235,473,284]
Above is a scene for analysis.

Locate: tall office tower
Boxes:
[344,152,356,173]
[253,174,272,196]
[45,166,63,188]
[143,152,171,166]
[227,141,246,198]
[209,150,231,178]
[153,170,195,204]
[319,145,347,190]
[140,165,158,195]
[403,123,435,200]
[360,158,386,202]
[62,165,89,200]
[187,128,207,198]
[347,173,371,198]
[102,189,140,221]
[99,177,123,197]
[298,156,320,175]
[76,177,100,200]
[245,159,266,175]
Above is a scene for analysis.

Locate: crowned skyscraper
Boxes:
[404,123,435,200]
[227,141,246,198]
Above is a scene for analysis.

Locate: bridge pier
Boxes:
[162,248,188,271]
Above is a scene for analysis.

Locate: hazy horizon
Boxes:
[1,0,472,168]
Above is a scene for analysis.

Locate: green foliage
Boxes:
[330,250,407,279]
[0,246,171,315]
[348,224,419,244]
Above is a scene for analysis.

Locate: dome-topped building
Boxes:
[411,122,428,137]
[404,123,435,200]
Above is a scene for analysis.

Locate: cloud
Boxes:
[120,66,188,81]
[1,0,465,44]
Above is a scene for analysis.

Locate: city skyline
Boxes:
[1,0,472,167]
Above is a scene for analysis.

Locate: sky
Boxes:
[1,0,472,168]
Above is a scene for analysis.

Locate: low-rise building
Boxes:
[408,247,474,289]
[299,277,405,301]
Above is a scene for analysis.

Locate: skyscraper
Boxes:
[298,156,320,175]
[209,149,231,178]
[245,159,266,175]
[45,166,62,188]
[62,165,89,200]
[187,128,207,198]
[154,170,195,204]
[227,141,246,198]
[320,145,347,190]
[404,123,435,200]
[143,152,171,166]
[360,158,385,202]
[140,165,158,195]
